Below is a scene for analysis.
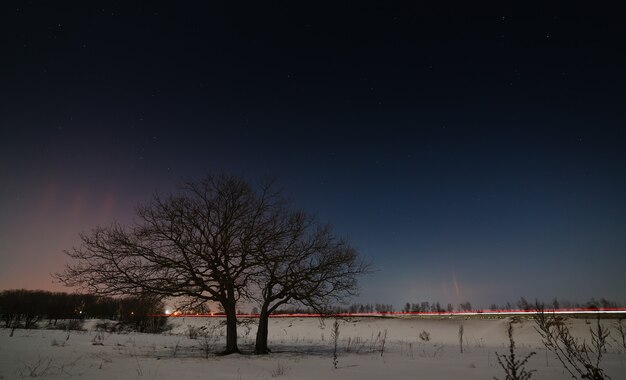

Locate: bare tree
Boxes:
[331,318,340,369]
[534,303,612,380]
[495,321,536,380]
[459,301,472,312]
[459,324,464,353]
[249,210,370,354]
[56,174,282,354]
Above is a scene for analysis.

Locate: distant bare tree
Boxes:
[459,301,472,312]
[56,174,282,354]
[517,297,531,311]
[249,210,370,354]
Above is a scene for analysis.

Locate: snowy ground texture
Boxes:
[1,316,625,379]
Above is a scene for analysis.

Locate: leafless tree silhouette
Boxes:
[56,173,370,355]
[495,321,536,380]
[56,173,283,354]
[534,303,611,380]
[249,209,370,354]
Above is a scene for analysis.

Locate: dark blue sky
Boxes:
[1,1,625,308]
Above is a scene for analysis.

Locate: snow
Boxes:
[1,316,625,379]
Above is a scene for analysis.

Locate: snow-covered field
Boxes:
[1,316,625,379]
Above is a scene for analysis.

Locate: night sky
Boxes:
[2,2,625,309]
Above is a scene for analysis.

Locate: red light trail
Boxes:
[153,307,626,318]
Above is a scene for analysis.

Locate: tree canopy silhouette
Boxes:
[57,173,370,355]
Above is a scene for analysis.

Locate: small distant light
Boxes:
[131,311,134,315]
[165,309,171,315]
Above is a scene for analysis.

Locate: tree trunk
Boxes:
[254,305,270,354]
[222,301,240,355]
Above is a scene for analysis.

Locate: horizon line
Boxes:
[153,307,626,318]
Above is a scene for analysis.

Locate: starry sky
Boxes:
[1,1,625,309]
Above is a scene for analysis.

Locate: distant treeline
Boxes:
[402,297,623,314]
[0,289,166,331]
[272,303,395,315]
[487,297,622,311]
[275,297,623,315]
[2,290,622,329]
[275,301,468,314]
